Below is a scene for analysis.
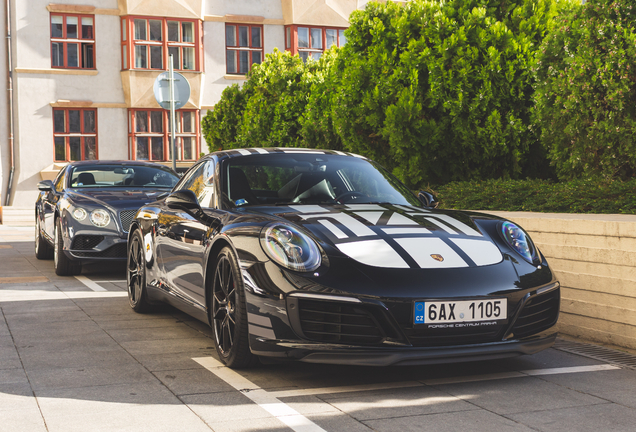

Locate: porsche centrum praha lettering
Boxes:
[126,148,560,368]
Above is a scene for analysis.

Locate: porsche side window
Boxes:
[179,162,207,205]
[198,160,216,208]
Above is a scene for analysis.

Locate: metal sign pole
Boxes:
[169,54,177,173]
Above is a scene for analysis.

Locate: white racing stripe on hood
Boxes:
[318,219,347,239]
[387,213,420,226]
[299,212,375,237]
[395,238,468,268]
[345,204,386,211]
[337,240,409,268]
[352,211,384,225]
[289,205,330,214]
[238,149,252,155]
[451,238,502,266]
[394,205,429,213]
[382,227,431,235]
[253,148,269,154]
[427,214,482,237]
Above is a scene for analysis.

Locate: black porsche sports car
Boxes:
[35,161,179,275]
[127,148,560,368]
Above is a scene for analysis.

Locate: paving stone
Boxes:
[26,362,153,391]
[120,337,217,356]
[206,417,288,432]
[106,322,209,343]
[181,391,272,421]
[153,367,236,395]
[434,376,606,415]
[318,386,474,421]
[133,351,219,372]
[19,347,135,371]
[508,402,636,432]
[364,409,534,432]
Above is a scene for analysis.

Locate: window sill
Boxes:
[224,74,247,80]
[124,69,203,74]
[15,67,98,76]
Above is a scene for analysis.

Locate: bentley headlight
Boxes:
[500,221,539,264]
[72,208,87,221]
[90,209,111,228]
[261,223,321,272]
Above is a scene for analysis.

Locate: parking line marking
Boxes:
[91,280,127,283]
[264,364,620,398]
[74,275,107,292]
[193,357,328,432]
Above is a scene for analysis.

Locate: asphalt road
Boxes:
[2,225,636,432]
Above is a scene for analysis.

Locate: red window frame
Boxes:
[285,25,347,61]
[50,13,96,69]
[128,109,200,162]
[52,108,98,162]
[225,23,264,75]
[120,16,203,71]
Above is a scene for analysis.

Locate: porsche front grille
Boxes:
[119,210,137,233]
[297,299,385,345]
[511,289,560,338]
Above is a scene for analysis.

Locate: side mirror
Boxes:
[37,180,55,192]
[418,191,439,208]
[156,191,170,201]
[165,189,201,212]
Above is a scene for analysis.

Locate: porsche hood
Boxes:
[260,203,504,270]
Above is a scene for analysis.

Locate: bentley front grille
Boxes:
[119,210,137,233]
[71,235,104,250]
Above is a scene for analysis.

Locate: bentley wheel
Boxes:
[54,218,81,276]
[211,246,254,368]
[127,230,152,313]
[35,211,53,260]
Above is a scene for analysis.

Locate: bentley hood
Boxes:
[255,203,504,270]
[68,188,166,210]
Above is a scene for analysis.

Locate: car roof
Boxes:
[66,160,175,168]
[202,148,368,161]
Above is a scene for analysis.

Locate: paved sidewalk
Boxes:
[2,225,636,432]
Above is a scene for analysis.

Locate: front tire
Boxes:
[35,211,53,260]
[211,246,255,368]
[127,230,152,313]
[54,218,81,276]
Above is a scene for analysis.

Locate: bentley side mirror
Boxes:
[418,191,439,208]
[37,180,55,192]
[165,189,201,212]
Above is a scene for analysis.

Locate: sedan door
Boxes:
[43,169,67,239]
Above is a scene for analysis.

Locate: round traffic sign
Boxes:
[153,72,191,110]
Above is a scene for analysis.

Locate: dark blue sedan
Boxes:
[35,160,179,275]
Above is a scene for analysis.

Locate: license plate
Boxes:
[414,299,507,327]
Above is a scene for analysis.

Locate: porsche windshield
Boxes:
[224,153,422,207]
[69,165,179,189]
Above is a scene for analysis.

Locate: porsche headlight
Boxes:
[90,209,111,228]
[72,208,87,221]
[261,223,321,272]
[500,221,539,264]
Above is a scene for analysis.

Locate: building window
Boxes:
[128,109,200,162]
[50,14,95,69]
[121,17,201,71]
[225,24,263,74]
[285,25,346,62]
[53,108,98,162]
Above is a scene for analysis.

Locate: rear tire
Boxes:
[127,229,152,313]
[54,218,82,276]
[35,211,53,260]
[210,246,255,368]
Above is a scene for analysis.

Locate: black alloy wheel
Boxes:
[54,218,81,276]
[35,211,53,260]
[211,247,254,368]
[127,230,151,313]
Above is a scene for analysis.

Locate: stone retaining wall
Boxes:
[484,211,636,351]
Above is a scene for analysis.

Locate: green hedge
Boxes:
[432,178,636,214]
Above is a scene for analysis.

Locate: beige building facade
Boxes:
[1,0,375,206]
